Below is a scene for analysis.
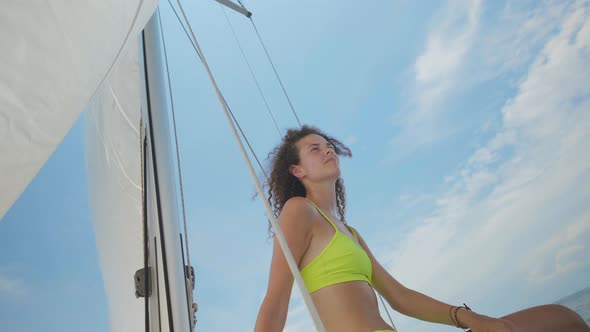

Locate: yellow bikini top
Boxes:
[300,198,373,293]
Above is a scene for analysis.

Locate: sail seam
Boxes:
[107,82,140,136]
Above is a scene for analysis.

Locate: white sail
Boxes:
[85,37,145,331]
[0,0,159,220]
[1,1,162,331]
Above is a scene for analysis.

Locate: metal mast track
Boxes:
[139,9,195,332]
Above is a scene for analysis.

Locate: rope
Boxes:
[164,0,273,186]
[221,95,269,181]
[173,1,326,330]
[220,6,282,138]
[247,18,302,127]
[164,0,268,185]
[166,0,204,63]
[378,291,397,330]
[236,0,301,127]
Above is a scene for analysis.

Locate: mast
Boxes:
[136,2,254,330]
[140,9,195,332]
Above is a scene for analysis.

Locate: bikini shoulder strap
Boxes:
[346,224,360,242]
[304,198,338,231]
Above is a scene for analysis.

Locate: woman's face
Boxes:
[291,134,340,183]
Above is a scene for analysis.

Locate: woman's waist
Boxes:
[311,281,392,331]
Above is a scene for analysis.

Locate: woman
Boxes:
[254,125,589,332]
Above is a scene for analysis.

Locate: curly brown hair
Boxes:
[265,125,352,236]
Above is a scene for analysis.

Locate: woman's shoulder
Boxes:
[279,197,316,229]
[283,196,311,210]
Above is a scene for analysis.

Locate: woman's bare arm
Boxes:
[353,229,498,329]
[254,197,315,332]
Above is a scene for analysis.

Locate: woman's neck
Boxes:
[305,182,338,217]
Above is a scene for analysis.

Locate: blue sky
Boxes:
[1,0,590,331]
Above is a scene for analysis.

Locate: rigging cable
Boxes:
[378,291,397,331]
[237,0,302,127]
[166,0,204,63]
[165,0,269,179]
[222,94,269,181]
[165,0,268,182]
[172,1,326,330]
[220,5,282,138]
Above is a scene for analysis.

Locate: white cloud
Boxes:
[415,0,481,94]
[525,216,590,284]
[379,2,590,331]
[390,0,482,157]
[390,0,583,159]
[473,0,571,78]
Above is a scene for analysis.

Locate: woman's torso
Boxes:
[298,203,393,332]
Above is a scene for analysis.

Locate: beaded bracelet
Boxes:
[449,306,460,327]
[449,303,472,330]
